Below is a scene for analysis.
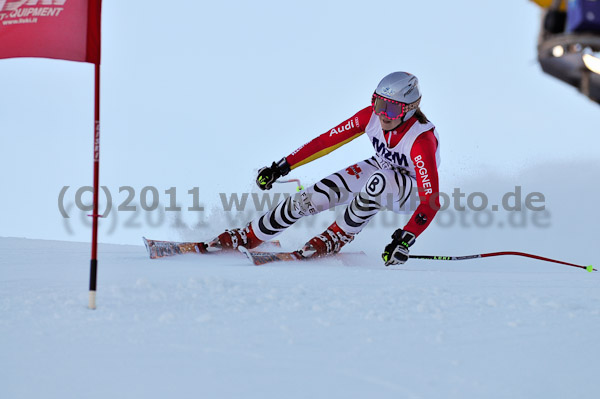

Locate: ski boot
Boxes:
[296,222,355,259]
[206,222,263,252]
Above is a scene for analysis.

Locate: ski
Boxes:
[143,237,283,259]
[238,246,368,266]
[238,246,302,265]
[143,237,207,259]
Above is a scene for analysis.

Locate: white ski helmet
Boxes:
[373,72,421,121]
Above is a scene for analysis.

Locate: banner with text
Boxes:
[0,0,101,63]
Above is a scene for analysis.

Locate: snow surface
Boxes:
[1,236,599,399]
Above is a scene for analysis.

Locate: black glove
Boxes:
[382,229,416,266]
[256,158,291,190]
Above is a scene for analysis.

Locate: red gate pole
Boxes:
[89,63,101,309]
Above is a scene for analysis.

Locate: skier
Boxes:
[206,72,440,265]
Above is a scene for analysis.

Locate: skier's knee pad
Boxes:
[302,183,351,212]
[364,171,391,197]
[362,170,410,210]
[289,190,320,216]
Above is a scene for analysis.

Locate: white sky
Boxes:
[0,0,598,246]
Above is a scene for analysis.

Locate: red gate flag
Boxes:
[0,0,101,64]
[1,0,103,309]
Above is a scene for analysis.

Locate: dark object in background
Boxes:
[544,10,567,34]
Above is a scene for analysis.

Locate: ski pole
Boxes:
[409,251,595,272]
[276,179,304,192]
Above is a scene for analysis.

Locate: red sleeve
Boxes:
[403,130,439,237]
[285,106,372,170]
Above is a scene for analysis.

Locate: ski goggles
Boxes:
[371,92,420,120]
